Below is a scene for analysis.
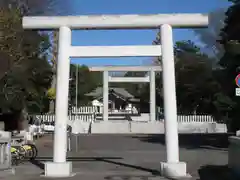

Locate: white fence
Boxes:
[32,114,95,123]
[71,106,99,114]
[28,114,95,133]
[27,112,227,134]
[29,114,215,124]
[27,105,226,134]
[175,115,214,123]
[71,106,139,114]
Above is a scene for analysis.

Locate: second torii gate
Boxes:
[89,66,162,122]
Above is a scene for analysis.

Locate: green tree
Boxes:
[0,0,72,114]
[68,64,102,107]
[174,41,220,114]
[0,0,71,16]
[0,8,52,114]
[151,35,230,118]
[218,0,240,131]
[0,5,55,132]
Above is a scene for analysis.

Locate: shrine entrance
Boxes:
[89,65,161,122]
[22,13,208,178]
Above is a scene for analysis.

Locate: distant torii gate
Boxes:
[22,13,208,178]
[89,66,162,122]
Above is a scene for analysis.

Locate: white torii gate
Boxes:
[22,14,208,178]
[89,66,162,122]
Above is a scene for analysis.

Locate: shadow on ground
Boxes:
[104,175,158,180]
[29,157,160,176]
[131,133,234,150]
[198,165,238,180]
[30,157,124,170]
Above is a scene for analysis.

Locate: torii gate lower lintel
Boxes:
[22,14,208,178]
[89,66,162,122]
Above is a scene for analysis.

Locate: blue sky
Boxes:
[69,0,230,66]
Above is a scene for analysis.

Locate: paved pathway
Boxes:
[1,134,235,180]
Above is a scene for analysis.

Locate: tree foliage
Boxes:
[0,0,71,16]
[217,0,240,131]
[0,6,52,113]
[174,41,216,113]
[68,64,102,106]
[0,0,72,115]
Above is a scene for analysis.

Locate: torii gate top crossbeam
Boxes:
[89,66,162,72]
[22,13,208,29]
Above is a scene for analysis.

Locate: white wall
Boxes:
[91,121,227,134]
[130,122,165,134]
[31,113,227,134]
[91,121,129,133]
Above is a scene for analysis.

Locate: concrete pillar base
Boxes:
[44,162,75,177]
[160,161,191,179]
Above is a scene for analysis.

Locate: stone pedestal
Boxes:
[44,162,74,177]
[160,161,191,179]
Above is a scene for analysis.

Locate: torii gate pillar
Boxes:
[159,24,190,178]
[103,71,109,121]
[150,70,156,122]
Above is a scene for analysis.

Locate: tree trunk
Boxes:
[49,67,56,113]
[49,31,58,113]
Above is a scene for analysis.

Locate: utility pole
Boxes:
[75,64,78,108]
